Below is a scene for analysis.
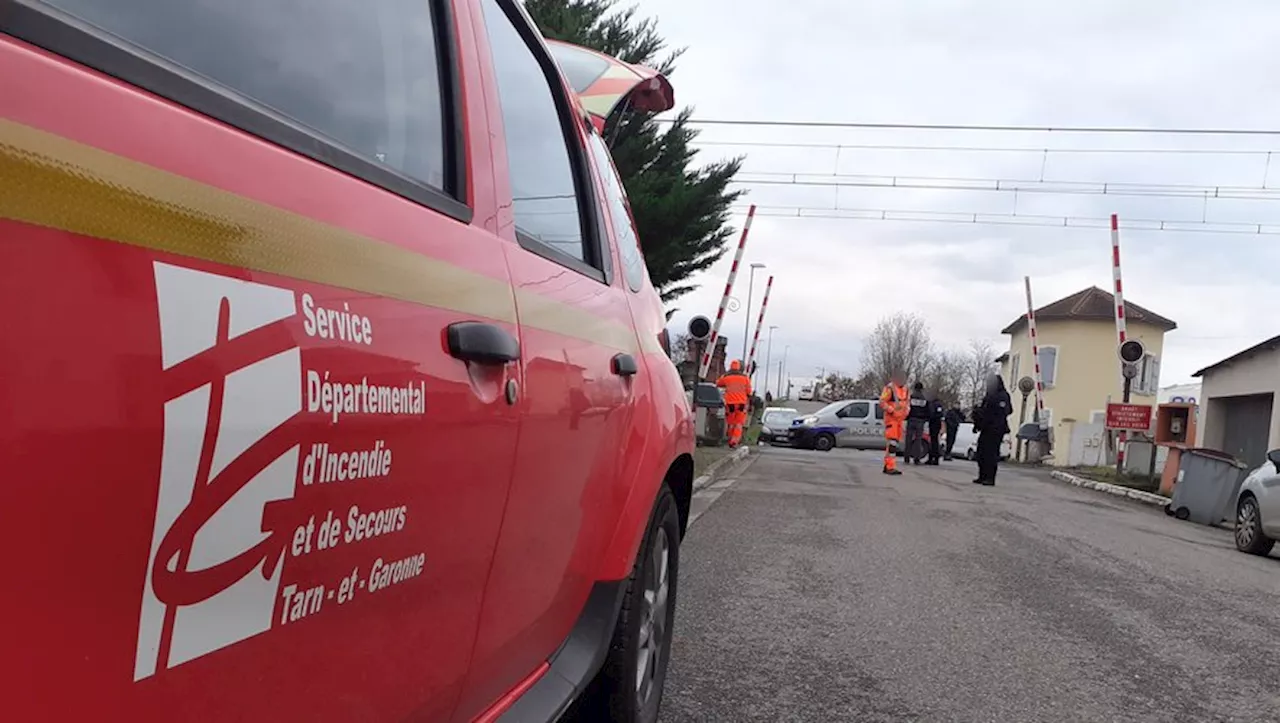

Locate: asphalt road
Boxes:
[662,446,1280,723]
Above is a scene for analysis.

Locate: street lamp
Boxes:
[779,345,789,399]
[764,325,778,396]
[742,263,766,362]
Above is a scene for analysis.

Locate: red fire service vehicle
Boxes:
[0,1,695,721]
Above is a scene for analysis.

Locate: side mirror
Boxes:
[1268,449,1280,472]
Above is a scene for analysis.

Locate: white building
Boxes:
[1192,336,1280,468]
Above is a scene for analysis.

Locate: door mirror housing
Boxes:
[1267,449,1280,472]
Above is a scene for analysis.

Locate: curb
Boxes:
[1049,470,1169,508]
[693,446,751,492]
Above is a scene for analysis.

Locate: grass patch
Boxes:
[693,447,731,477]
[1069,465,1169,497]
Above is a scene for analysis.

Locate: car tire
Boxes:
[1235,494,1275,556]
[814,433,836,452]
[577,484,680,723]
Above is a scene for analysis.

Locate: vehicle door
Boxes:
[1253,459,1280,535]
[0,0,519,721]
[453,0,638,718]
[834,401,875,448]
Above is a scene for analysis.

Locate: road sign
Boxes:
[1106,403,1152,431]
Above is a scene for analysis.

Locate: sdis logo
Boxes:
[134,262,302,680]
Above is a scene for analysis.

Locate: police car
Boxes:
[785,399,886,451]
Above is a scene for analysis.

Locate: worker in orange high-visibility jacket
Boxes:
[879,369,909,475]
[717,359,753,448]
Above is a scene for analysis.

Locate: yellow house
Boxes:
[997,286,1177,465]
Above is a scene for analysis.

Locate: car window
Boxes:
[814,401,845,417]
[586,131,646,291]
[762,411,797,427]
[479,0,588,263]
[841,401,870,419]
[45,0,448,191]
[875,405,885,420]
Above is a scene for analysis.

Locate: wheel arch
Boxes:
[665,453,694,538]
[598,435,694,581]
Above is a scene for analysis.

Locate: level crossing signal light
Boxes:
[688,315,711,340]
[1118,339,1145,378]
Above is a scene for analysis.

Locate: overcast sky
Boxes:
[643,0,1280,390]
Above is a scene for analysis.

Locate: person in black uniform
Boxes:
[926,392,945,465]
[943,404,964,460]
[905,381,929,464]
[972,373,1012,486]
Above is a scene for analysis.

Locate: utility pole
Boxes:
[764,325,777,397]
[742,263,765,362]
[779,345,789,399]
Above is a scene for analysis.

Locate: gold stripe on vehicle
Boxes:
[513,288,636,352]
[0,118,655,355]
[0,118,519,322]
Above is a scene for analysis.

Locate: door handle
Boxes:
[446,322,520,365]
[611,353,638,377]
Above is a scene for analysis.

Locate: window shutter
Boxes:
[1038,347,1057,387]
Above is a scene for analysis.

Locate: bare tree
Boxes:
[850,370,881,399]
[859,312,933,384]
[963,339,998,407]
[918,350,969,408]
[823,372,858,400]
[670,331,692,363]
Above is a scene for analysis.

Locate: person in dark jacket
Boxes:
[905,381,929,464]
[926,393,945,465]
[943,405,964,460]
[972,373,1013,485]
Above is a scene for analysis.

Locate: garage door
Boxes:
[1221,393,1273,468]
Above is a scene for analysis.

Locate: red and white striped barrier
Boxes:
[745,275,774,384]
[699,204,756,380]
[1024,276,1045,423]
[1111,213,1129,466]
[1111,214,1127,345]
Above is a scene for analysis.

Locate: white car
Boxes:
[957,426,1012,461]
[1234,450,1280,556]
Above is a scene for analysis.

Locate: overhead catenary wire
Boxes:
[665,118,1280,136]
[730,172,1280,201]
[694,140,1280,156]
[728,204,1280,235]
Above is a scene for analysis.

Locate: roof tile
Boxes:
[1002,286,1177,334]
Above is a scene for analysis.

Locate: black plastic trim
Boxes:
[514,230,606,285]
[2,0,473,224]
[490,0,613,285]
[496,579,626,723]
[434,0,469,203]
[612,353,638,377]
[446,321,521,365]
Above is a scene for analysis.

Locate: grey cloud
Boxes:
[649,0,1280,384]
